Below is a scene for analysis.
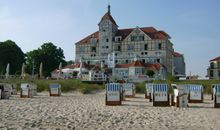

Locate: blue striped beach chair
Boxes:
[106,83,122,106]
[214,84,220,108]
[189,84,203,103]
[153,84,170,106]
[145,83,154,102]
[123,83,135,98]
[49,84,62,96]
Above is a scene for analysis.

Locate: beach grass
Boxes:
[0,79,104,94]
[1,79,219,94]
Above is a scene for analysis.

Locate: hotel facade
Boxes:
[75,6,185,79]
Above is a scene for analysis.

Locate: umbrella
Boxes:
[62,68,75,73]
[39,62,43,78]
[58,62,62,79]
[72,68,88,72]
[78,60,82,79]
[21,63,25,77]
[5,63,10,79]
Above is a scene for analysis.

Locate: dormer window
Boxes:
[131,35,144,41]
[90,38,97,45]
[115,36,122,42]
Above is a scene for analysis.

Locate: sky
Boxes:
[0,0,220,78]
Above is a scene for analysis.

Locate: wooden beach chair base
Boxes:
[145,94,150,99]
[214,96,220,108]
[50,94,60,96]
[153,101,170,107]
[188,93,203,103]
[126,95,134,98]
[106,101,122,106]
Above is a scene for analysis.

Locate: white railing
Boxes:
[82,74,107,82]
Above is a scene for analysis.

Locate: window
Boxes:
[218,62,220,68]
[115,53,117,56]
[117,46,121,51]
[127,44,134,51]
[79,46,85,53]
[210,63,214,69]
[219,70,220,77]
[131,36,137,41]
[87,61,90,64]
[106,39,109,42]
[145,52,148,55]
[115,60,118,63]
[144,44,148,50]
[141,52,144,55]
[115,37,121,42]
[157,59,160,63]
[90,38,96,45]
[131,35,144,41]
[94,54,96,57]
[210,70,214,77]
[91,47,96,52]
[106,46,109,49]
[142,59,145,63]
[139,36,144,41]
[126,60,128,63]
[158,43,162,50]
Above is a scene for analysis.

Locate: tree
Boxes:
[0,40,25,75]
[66,60,74,65]
[26,42,66,77]
[146,70,155,77]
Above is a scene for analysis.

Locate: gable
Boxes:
[123,27,152,42]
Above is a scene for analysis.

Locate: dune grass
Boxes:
[136,80,220,94]
[0,79,105,94]
[1,79,219,94]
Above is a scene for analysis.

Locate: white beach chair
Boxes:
[172,85,189,107]
[20,83,33,98]
[214,84,220,108]
[0,83,11,99]
[106,83,122,106]
[49,83,62,96]
[188,84,203,103]
[145,83,154,102]
[212,84,216,100]
[11,84,17,95]
[153,84,170,106]
[123,83,135,98]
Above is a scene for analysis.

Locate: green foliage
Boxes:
[80,87,92,94]
[26,42,66,77]
[146,70,155,77]
[66,60,75,65]
[1,79,104,94]
[0,40,25,74]
[135,82,145,93]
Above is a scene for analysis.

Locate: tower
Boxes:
[98,5,118,63]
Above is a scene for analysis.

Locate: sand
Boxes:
[0,91,220,130]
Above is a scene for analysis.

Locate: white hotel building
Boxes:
[75,5,185,79]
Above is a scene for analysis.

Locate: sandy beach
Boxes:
[0,91,220,130]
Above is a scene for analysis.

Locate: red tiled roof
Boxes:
[99,12,117,26]
[76,27,170,45]
[210,56,220,62]
[172,52,183,57]
[115,63,131,68]
[115,60,161,70]
[75,31,99,45]
[129,60,145,67]
[145,63,161,70]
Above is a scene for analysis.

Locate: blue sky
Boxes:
[0,0,220,78]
